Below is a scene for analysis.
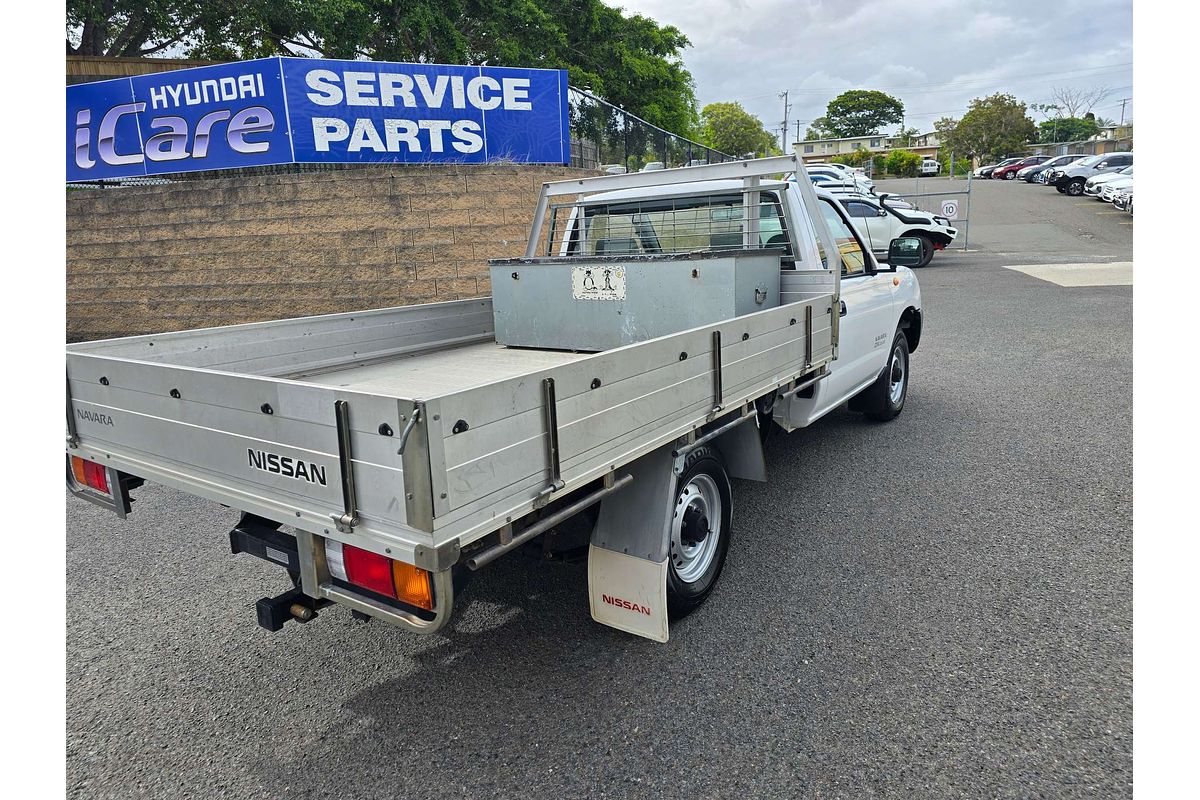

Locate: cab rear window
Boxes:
[556,192,794,258]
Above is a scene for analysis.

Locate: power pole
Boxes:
[779,90,790,152]
[795,119,802,143]
[1118,98,1131,125]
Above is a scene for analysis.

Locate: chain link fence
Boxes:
[566,87,733,172]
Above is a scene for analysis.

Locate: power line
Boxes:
[721,62,1132,105]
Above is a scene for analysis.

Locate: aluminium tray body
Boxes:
[66,292,834,565]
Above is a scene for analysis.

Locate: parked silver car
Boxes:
[1048,152,1133,196]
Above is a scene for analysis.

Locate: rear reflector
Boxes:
[324,539,347,581]
[71,456,110,494]
[323,539,434,611]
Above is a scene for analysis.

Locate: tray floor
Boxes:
[296,341,590,398]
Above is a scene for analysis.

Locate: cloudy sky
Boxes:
[613,0,1132,143]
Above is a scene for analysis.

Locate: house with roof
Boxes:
[794,131,941,163]
[1025,124,1133,158]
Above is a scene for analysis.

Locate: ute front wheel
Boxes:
[849,329,910,422]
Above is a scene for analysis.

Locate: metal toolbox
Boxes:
[489,249,782,352]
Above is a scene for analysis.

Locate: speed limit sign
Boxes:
[940,199,959,219]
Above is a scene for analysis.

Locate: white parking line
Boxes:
[1098,210,1125,214]
[1003,261,1132,287]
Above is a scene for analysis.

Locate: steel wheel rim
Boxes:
[888,346,906,405]
[670,473,722,583]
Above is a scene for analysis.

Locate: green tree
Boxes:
[939,93,1037,161]
[804,116,835,140]
[66,0,699,133]
[1037,116,1100,143]
[892,126,920,146]
[697,102,777,157]
[822,89,904,138]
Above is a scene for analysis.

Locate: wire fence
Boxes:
[566,87,734,172]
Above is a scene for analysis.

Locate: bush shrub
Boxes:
[885,149,922,177]
[831,149,874,168]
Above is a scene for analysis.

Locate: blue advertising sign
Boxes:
[67,57,569,182]
[281,59,569,165]
[67,58,292,181]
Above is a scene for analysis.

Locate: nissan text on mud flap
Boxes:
[66,155,923,644]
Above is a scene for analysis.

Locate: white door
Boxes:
[810,199,896,413]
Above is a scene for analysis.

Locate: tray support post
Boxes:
[332,399,360,534]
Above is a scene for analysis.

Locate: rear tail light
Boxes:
[71,456,110,494]
[324,540,434,611]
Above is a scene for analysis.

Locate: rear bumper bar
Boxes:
[231,513,457,634]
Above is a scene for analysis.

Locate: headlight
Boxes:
[933,216,950,226]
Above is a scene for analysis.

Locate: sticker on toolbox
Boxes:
[572,265,626,301]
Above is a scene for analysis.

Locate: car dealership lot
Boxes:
[67,177,1131,799]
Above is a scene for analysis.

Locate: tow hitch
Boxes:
[255,587,333,632]
[229,513,333,632]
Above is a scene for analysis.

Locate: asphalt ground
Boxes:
[66,176,1132,799]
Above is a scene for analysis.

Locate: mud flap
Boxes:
[587,546,669,642]
[711,414,767,482]
[588,443,675,642]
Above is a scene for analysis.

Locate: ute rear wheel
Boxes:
[666,446,732,619]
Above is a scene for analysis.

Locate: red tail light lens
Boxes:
[342,544,396,597]
[71,456,110,494]
[83,461,110,493]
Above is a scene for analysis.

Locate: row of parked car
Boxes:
[974,151,1133,214]
[787,162,958,267]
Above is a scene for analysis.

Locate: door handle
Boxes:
[839,300,847,317]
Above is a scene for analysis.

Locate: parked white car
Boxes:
[836,193,957,267]
[919,158,940,176]
[785,173,905,207]
[809,160,864,175]
[641,161,665,172]
[1084,166,1132,199]
[809,173,875,195]
[1100,175,1133,203]
[807,165,875,192]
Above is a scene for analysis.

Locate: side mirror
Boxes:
[877,207,888,217]
[888,237,924,268]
